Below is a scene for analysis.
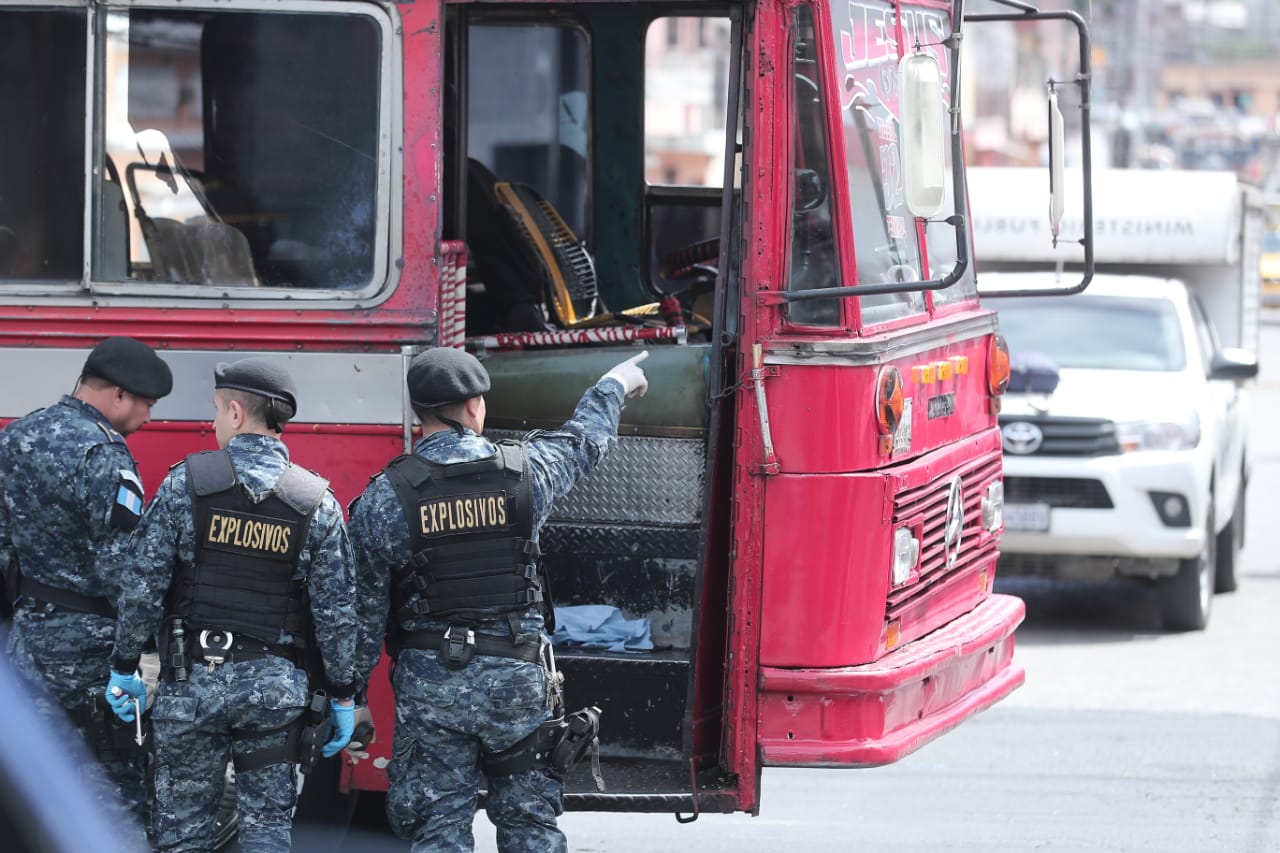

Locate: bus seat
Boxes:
[465,158,600,334]
[143,216,258,287]
[129,128,259,286]
[98,159,130,280]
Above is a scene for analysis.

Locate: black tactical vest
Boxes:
[385,440,541,625]
[170,450,327,646]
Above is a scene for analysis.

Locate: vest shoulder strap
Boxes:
[186,450,237,496]
[275,465,330,516]
[441,452,503,478]
[500,442,534,540]
[385,453,433,488]
[437,441,525,480]
[494,440,526,479]
[383,454,432,524]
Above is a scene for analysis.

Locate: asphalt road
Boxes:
[461,321,1280,852]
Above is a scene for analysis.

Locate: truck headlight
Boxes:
[891,527,920,587]
[1115,411,1200,452]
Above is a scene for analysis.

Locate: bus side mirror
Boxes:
[1047,87,1066,242]
[899,52,945,218]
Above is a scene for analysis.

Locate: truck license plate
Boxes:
[1004,502,1051,532]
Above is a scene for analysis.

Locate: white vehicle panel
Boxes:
[989,273,1250,581]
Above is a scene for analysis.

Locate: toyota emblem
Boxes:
[1001,421,1044,455]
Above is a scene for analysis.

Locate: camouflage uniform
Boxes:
[114,433,358,853]
[0,395,149,827]
[349,377,627,853]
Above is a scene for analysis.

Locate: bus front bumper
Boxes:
[757,593,1024,767]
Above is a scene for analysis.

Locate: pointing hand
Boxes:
[602,351,650,399]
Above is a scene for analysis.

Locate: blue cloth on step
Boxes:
[552,605,653,652]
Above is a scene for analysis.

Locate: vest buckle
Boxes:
[440,626,476,670]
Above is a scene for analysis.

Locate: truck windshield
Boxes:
[996,295,1186,372]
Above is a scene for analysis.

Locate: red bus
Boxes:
[0,0,1092,828]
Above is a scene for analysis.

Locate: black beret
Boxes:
[407,347,490,408]
[83,336,173,399]
[214,357,298,411]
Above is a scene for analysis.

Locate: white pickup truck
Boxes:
[969,168,1262,631]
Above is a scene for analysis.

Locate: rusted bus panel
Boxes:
[759,426,1003,668]
[760,317,1000,475]
[0,312,434,352]
[126,422,406,505]
[398,0,447,338]
[760,353,996,473]
[757,469,890,668]
[756,593,1024,767]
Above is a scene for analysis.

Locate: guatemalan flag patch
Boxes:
[111,469,146,531]
[117,485,144,515]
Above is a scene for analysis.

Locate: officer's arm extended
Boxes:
[524,375,628,530]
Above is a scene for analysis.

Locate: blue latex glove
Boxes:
[106,671,146,722]
[322,700,355,758]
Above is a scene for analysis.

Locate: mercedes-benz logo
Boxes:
[1002,421,1044,455]
[943,476,964,568]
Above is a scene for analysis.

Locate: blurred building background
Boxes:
[964,0,1280,191]
[637,1,1280,264]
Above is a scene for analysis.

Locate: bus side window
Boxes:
[643,17,732,329]
[0,8,86,282]
[785,5,841,327]
[462,23,591,334]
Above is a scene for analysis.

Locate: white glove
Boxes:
[140,651,161,711]
[603,351,650,399]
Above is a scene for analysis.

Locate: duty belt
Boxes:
[17,576,115,618]
[189,629,302,673]
[397,626,542,669]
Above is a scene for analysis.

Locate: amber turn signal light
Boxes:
[988,335,1010,397]
[876,366,905,435]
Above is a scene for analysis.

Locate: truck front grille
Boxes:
[999,415,1119,456]
[1004,476,1113,509]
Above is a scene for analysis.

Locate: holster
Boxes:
[296,690,331,775]
[482,705,604,790]
[233,688,329,775]
[550,705,602,775]
[76,690,147,763]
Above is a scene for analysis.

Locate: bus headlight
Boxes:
[982,480,1004,532]
[891,527,920,586]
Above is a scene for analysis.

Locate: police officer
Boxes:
[105,357,359,853]
[348,346,650,853]
[0,336,171,833]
